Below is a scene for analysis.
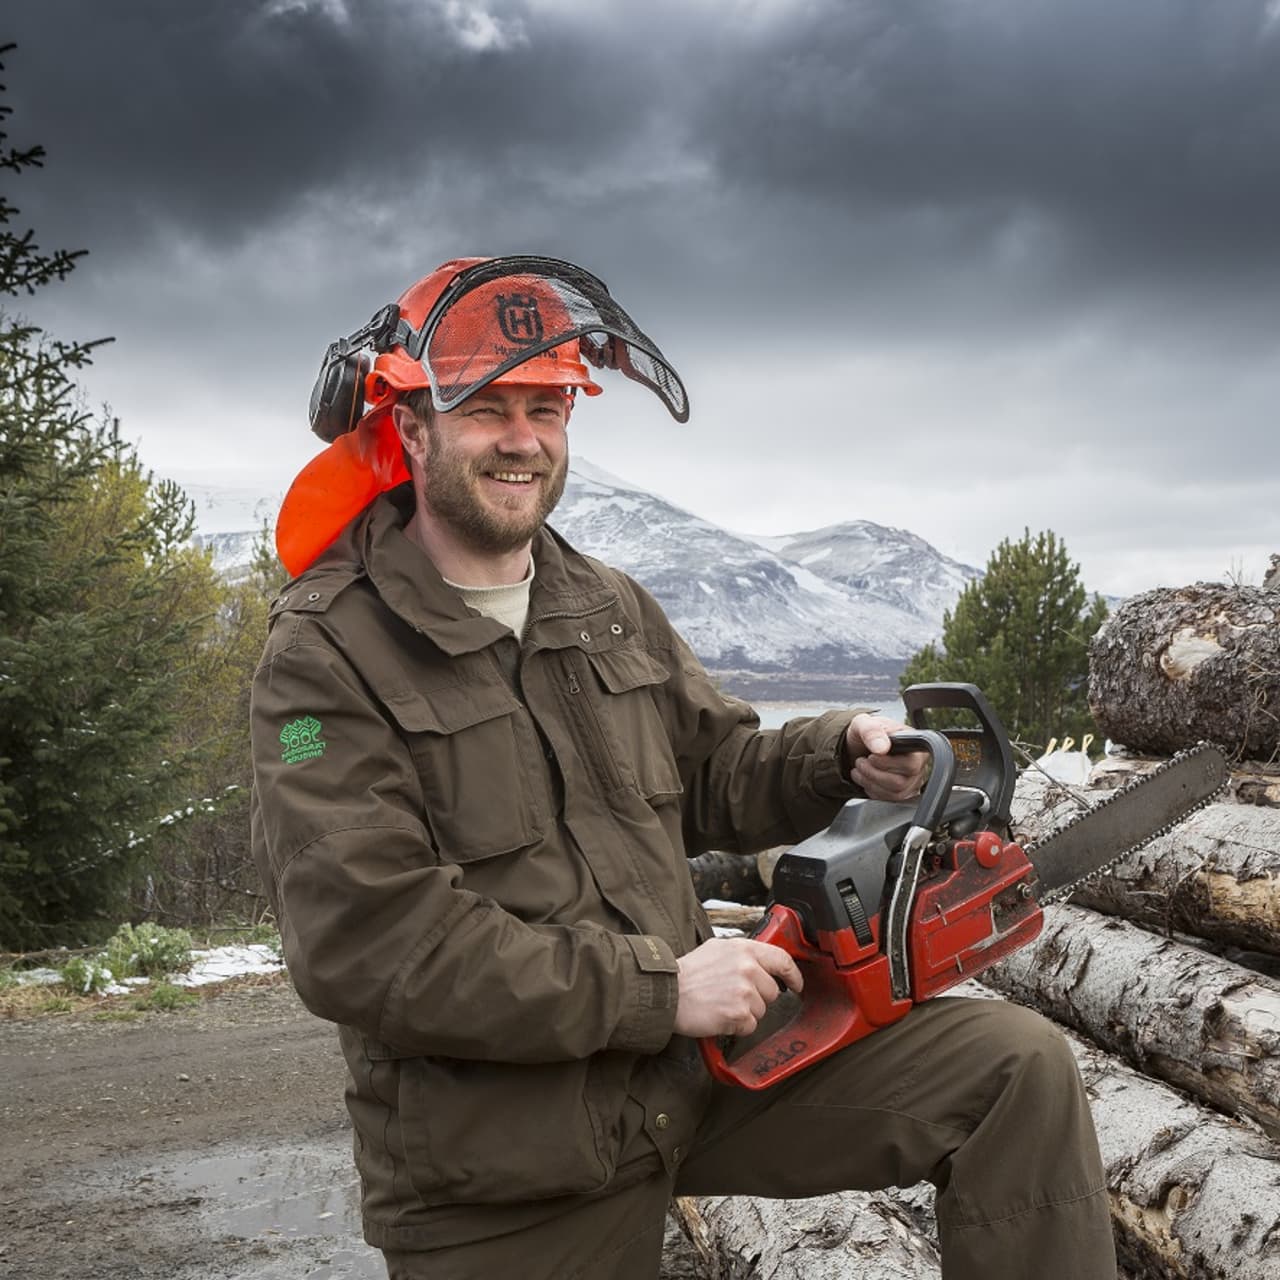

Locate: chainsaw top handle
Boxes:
[900,682,1015,828]
[883,729,956,837]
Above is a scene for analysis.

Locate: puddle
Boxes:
[166,1143,361,1238]
[155,1138,386,1279]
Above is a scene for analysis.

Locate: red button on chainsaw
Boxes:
[973,831,1004,868]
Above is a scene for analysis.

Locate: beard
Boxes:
[420,418,568,555]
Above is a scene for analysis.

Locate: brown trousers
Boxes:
[383,998,1117,1280]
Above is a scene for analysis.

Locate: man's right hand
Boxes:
[673,937,803,1039]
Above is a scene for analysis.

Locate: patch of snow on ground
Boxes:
[170,944,285,987]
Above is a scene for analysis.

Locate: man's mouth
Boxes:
[486,470,539,484]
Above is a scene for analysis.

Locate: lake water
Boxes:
[754,697,907,729]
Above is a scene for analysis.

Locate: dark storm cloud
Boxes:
[9,0,1280,324]
[5,1,679,254]
[4,1,1278,599]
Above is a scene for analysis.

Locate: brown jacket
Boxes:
[250,486,860,1249]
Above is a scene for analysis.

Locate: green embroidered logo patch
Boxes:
[280,715,326,764]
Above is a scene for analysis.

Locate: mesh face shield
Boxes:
[405,256,690,422]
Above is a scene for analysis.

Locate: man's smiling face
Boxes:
[414,384,570,557]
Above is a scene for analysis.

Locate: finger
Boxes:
[752,942,804,994]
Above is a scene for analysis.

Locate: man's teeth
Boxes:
[491,471,534,482]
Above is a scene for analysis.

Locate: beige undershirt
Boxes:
[444,557,536,639]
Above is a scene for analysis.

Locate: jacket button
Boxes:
[579,630,591,642]
[307,591,321,602]
[655,1113,670,1130]
[672,1146,683,1163]
[610,623,623,635]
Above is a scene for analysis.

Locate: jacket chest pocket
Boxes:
[381,682,544,861]
[571,646,683,802]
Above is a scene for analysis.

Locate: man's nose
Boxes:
[496,411,542,454]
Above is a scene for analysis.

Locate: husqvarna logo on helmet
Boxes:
[496,293,543,344]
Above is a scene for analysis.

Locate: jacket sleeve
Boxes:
[251,631,677,1063]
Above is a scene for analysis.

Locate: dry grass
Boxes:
[0,966,290,1022]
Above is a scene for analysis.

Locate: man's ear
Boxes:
[391,402,429,468]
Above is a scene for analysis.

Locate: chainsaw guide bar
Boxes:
[1026,742,1230,903]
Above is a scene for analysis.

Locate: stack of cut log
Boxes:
[667,581,1280,1279]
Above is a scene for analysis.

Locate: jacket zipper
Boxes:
[564,654,625,793]
[526,596,618,630]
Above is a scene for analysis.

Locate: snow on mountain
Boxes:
[550,468,971,695]
[180,484,280,580]
[185,463,977,698]
[761,521,981,626]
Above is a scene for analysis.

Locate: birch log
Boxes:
[1087,582,1280,759]
[1072,1025,1280,1280]
[687,1191,942,1280]
[982,903,1280,1139]
[1013,775,1280,955]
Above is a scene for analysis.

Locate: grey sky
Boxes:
[8,0,1280,595]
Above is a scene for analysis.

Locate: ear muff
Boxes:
[309,348,372,443]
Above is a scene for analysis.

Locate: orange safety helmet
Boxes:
[278,255,687,577]
[365,257,603,414]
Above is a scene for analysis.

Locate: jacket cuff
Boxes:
[609,933,680,1054]
[810,710,872,800]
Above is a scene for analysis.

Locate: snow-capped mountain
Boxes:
[186,461,977,699]
[551,463,963,696]
[182,484,280,580]
[757,522,980,626]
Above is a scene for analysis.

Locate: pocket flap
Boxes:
[379,681,521,736]
[586,647,669,696]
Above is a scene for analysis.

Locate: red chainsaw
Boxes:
[700,682,1227,1090]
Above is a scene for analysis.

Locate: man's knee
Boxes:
[962,999,1094,1139]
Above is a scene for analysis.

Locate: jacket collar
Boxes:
[356,485,617,654]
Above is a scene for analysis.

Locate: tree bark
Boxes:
[1013,774,1280,955]
[688,850,768,905]
[1071,1018,1280,1280]
[1087,582,1280,760]
[982,903,1280,1140]
[685,1191,942,1279]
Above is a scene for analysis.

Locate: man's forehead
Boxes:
[459,385,569,408]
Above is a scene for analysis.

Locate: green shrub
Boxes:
[104,923,193,980]
[59,954,115,995]
[132,982,198,1012]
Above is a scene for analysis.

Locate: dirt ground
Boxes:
[0,976,700,1280]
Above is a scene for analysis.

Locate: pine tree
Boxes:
[900,529,1108,752]
[0,50,220,948]
[139,521,285,928]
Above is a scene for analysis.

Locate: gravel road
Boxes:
[0,978,700,1279]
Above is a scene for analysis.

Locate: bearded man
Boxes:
[251,256,1115,1280]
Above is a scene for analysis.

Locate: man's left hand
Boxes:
[844,713,929,802]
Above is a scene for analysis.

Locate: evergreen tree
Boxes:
[900,529,1108,752]
[139,522,284,928]
[0,52,220,948]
